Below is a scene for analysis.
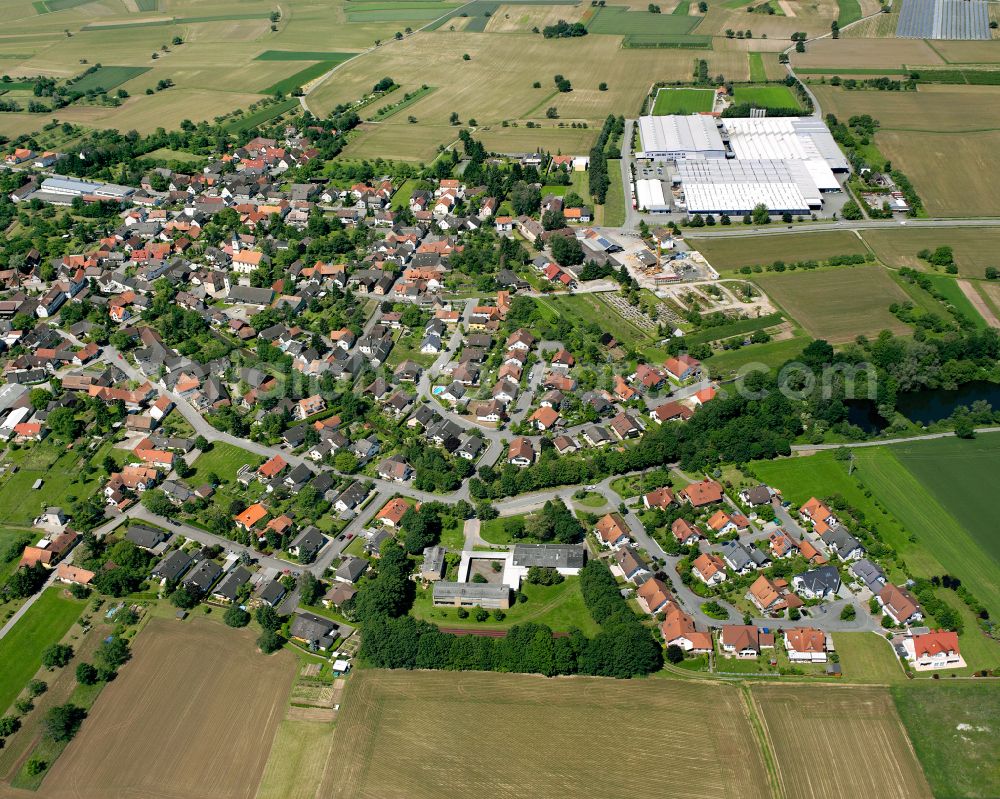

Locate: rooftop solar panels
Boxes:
[897,0,989,39]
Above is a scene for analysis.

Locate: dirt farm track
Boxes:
[7,619,296,799]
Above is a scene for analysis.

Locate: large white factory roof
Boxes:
[722,117,849,180]
[678,159,822,207]
[635,178,669,211]
[637,114,725,157]
[683,182,809,215]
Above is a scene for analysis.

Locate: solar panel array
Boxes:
[897,0,990,40]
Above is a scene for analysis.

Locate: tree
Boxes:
[75,662,99,685]
[985,267,999,280]
[224,606,251,627]
[795,39,805,53]
[954,415,976,439]
[550,234,584,267]
[0,716,20,737]
[298,572,323,606]
[545,106,558,119]
[839,604,856,621]
[41,644,73,669]
[27,679,47,697]
[449,111,460,125]
[25,759,46,777]
[47,407,79,441]
[29,388,53,410]
[257,629,285,654]
[462,53,470,60]
[788,607,801,621]
[43,704,86,742]
[598,82,608,91]
[256,604,282,631]
[334,451,359,473]
[751,203,770,225]
[665,644,684,664]
[510,181,541,216]
[169,585,198,609]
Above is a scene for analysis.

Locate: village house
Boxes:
[594,513,631,548]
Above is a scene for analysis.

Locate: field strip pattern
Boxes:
[751,684,933,799]
[322,670,772,799]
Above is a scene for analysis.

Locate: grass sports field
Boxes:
[322,669,773,799]
[687,230,867,271]
[860,226,1000,278]
[892,682,1000,799]
[652,87,714,114]
[42,618,295,799]
[754,265,909,343]
[731,84,800,109]
[752,684,932,799]
[853,438,1000,619]
[0,588,83,715]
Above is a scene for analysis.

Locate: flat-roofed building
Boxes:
[637,114,726,161]
[432,581,511,609]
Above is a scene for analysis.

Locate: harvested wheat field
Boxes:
[792,38,944,70]
[321,669,773,799]
[811,84,1000,131]
[39,619,295,799]
[754,265,909,342]
[861,226,1000,277]
[751,684,933,799]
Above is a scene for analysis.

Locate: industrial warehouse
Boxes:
[635,114,849,215]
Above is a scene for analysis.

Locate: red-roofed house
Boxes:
[679,479,725,507]
[784,627,829,663]
[663,354,701,382]
[905,630,964,670]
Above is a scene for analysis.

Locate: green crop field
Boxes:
[731,84,801,109]
[836,0,862,27]
[748,52,766,82]
[892,683,1000,799]
[587,5,703,36]
[263,62,336,95]
[754,265,909,343]
[255,50,355,61]
[922,274,987,329]
[0,588,84,714]
[70,66,150,93]
[652,87,715,114]
[853,438,1000,619]
[222,98,300,133]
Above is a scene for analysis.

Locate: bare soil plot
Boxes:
[752,684,933,799]
[861,226,1000,277]
[322,669,773,799]
[876,129,1000,217]
[40,619,295,799]
[754,265,909,342]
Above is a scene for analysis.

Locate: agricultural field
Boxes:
[0,588,84,715]
[876,129,1000,217]
[811,85,1000,132]
[854,437,1000,619]
[321,669,774,799]
[792,37,946,70]
[41,618,296,799]
[255,719,337,799]
[308,29,750,158]
[860,226,1000,278]
[586,5,704,37]
[69,65,150,92]
[892,682,1000,799]
[536,293,657,351]
[752,684,933,799]
[484,3,586,33]
[731,83,800,108]
[652,87,715,113]
[687,230,867,271]
[753,265,909,343]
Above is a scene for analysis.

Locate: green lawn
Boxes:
[892,682,1000,799]
[731,85,801,110]
[652,87,714,114]
[832,632,906,684]
[748,52,767,83]
[0,588,84,715]
[0,444,107,528]
[480,514,545,545]
[537,293,653,350]
[390,178,425,210]
[602,158,626,227]
[853,440,1000,620]
[702,333,810,378]
[188,442,262,485]
[222,98,299,133]
[411,576,601,636]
